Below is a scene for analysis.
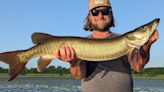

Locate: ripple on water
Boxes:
[134,87,163,92]
[0,77,164,92]
[0,83,81,92]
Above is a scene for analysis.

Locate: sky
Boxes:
[0,0,163,69]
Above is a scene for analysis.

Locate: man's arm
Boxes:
[129,31,159,72]
[70,61,86,80]
[55,45,86,80]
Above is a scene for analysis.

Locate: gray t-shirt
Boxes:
[81,33,133,92]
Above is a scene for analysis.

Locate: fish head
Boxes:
[125,18,160,48]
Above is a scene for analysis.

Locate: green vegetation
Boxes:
[132,74,164,78]
[132,67,164,78]
[0,66,164,78]
[0,66,70,77]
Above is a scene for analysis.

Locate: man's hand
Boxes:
[146,30,159,45]
[55,45,76,62]
[55,45,86,80]
[128,30,159,72]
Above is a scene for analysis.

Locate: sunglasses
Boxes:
[91,9,112,16]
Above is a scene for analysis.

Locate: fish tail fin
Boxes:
[0,50,28,81]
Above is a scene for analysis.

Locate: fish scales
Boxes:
[18,37,128,61]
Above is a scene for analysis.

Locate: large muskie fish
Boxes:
[0,18,160,81]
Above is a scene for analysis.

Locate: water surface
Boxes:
[0,77,164,92]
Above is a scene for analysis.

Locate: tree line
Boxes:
[0,66,164,75]
[132,67,164,74]
[0,66,70,75]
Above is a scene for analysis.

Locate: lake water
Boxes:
[0,77,164,92]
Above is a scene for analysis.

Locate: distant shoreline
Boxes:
[1,73,164,79]
[132,74,164,79]
[0,73,72,78]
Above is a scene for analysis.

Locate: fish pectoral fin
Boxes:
[127,48,138,65]
[37,57,52,72]
[32,32,54,44]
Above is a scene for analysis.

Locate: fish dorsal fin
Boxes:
[37,56,53,72]
[32,32,54,44]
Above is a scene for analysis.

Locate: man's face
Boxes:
[89,7,112,32]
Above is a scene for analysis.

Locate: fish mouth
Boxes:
[154,18,160,24]
[149,18,160,32]
[146,18,160,40]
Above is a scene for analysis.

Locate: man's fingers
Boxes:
[55,49,60,59]
[70,46,75,60]
[55,45,75,62]
[60,46,67,60]
[151,31,159,43]
[154,31,159,40]
[65,45,71,61]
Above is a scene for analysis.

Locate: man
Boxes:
[55,0,158,92]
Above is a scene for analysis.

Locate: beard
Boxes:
[91,19,111,32]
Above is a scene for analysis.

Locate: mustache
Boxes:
[96,19,106,22]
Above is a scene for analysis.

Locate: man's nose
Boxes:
[97,12,103,18]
